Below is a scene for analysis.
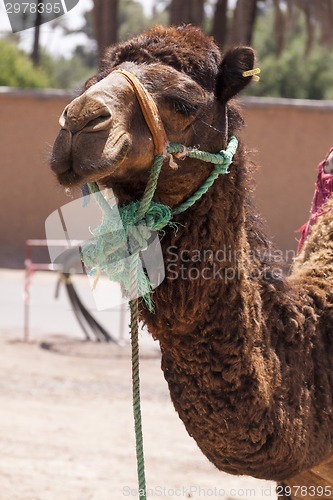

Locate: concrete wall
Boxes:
[0,88,75,267]
[242,97,333,261]
[0,88,332,268]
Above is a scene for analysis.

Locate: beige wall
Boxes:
[0,89,74,267]
[0,88,332,268]
[242,98,333,260]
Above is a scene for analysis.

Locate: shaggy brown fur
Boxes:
[51,25,333,498]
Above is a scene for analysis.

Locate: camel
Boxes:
[50,25,333,500]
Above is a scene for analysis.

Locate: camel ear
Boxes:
[216,47,256,101]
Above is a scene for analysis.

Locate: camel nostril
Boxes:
[59,105,69,129]
[85,111,112,131]
[59,99,112,134]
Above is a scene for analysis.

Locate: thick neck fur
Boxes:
[137,145,333,481]
[141,143,279,337]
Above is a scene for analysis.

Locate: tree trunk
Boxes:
[285,0,333,54]
[31,0,43,66]
[211,0,229,49]
[273,0,286,55]
[170,0,205,27]
[229,0,258,46]
[317,0,333,48]
[298,0,333,51]
[93,0,119,63]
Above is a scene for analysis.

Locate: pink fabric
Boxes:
[297,147,333,254]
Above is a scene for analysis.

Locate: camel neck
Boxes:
[140,156,333,481]
[140,151,274,337]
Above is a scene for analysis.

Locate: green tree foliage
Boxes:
[40,50,97,90]
[4,0,333,97]
[84,0,167,62]
[249,11,333,99]
[118,0,150,40]
[107,0,167,43]
[0,39,51,88]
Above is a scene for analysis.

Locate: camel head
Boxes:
[51,25,255,205]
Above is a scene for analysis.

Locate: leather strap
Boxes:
[113,69,168,156]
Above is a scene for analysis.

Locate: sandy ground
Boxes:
[0,270,277,500]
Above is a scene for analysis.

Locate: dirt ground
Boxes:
[0,271,276,500]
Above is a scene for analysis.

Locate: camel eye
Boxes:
[173,100,198,116]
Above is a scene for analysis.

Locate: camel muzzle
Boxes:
[59,97,113,135]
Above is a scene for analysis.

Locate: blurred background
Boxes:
[2,0,333,97]
[1,0,333,269]
[0,2,332,499]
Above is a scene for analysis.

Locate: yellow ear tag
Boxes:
[242,68,261,82]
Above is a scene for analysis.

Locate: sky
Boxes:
[0,0,155,57]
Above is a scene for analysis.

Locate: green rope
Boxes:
[84,160,176,312]
[168,135,238,215]
[129,252,147,499]
[137,154,164,221]
[84,135,238,500]
[85,153,169,500]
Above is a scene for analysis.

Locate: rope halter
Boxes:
[86,68,239,218]
[82,69,239,310]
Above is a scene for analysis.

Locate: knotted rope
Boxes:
[168,135,238,214]
[80,69,239,500]
[81,136,238,310]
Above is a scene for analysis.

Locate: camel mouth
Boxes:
[52,132,131,187]
[56,166,83,187]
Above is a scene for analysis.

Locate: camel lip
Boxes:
[55,158,124,188]
[53,133,131,187]
[52,153,82,186]
[56,167,83,187]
